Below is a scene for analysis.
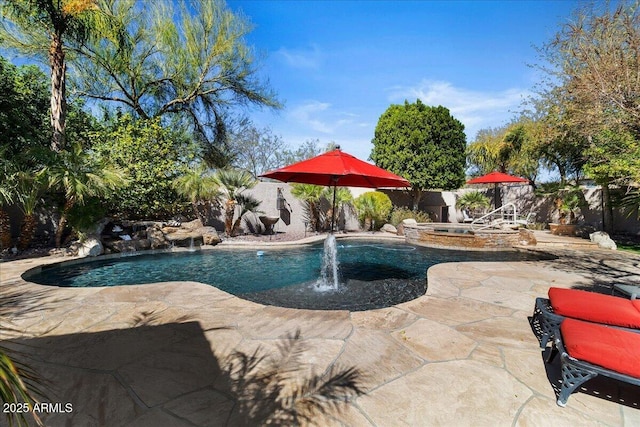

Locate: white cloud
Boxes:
[288,101,369,135]
[289,101,333,133]
[276,45,323,69]
[387,80,530,140]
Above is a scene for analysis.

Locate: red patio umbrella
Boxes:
[466,171,529,209]
[260,148,411,232]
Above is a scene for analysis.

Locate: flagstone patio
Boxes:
[1,234,640,426]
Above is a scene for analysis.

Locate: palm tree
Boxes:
[325,187,352,231]
[0,0,125,152]
[41,142,127,247]
[290,184,325,232]
[0,152,17,251]
[231,193,262,236]
[214,169,258,236]
[173,165,220,225]
[455,191,491,217]
[16,170,45,251]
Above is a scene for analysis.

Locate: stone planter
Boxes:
[549,223,578,236]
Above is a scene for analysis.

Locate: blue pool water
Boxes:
[24,239,549,311]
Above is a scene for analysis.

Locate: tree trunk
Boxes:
[412,188,423,212]
[55,200,74,248]
[0,209,12,250]
[601,182,614,233]
[224,200,236,236]
[18,214,37,251]
[49,34,67,152]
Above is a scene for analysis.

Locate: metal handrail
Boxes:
[471,203,518,231]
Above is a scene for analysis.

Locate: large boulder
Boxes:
[396,218,417,236]
[196,226,221,245]
[78,237,104,257]
[147,225,170,249]
[590,231,617,250]
[165,232,204,248]
[381,223,398,235]
[181,218,204,230]
[518,228,537,246]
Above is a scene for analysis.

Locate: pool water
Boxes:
[24,239,548,311]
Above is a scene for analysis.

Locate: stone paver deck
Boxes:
[1,233,640,426]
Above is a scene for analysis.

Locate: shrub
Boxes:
[353,191,392,231]
[390,207,432,226]
[455,191,490,212]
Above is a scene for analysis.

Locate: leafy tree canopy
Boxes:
[0,56,49,161]
[70,0,281,166]
[92,115,198,219]
[371,100,466,209]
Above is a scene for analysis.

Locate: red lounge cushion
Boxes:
[561,318,640,378]
[549,287,640,328]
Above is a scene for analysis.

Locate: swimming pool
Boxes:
[23,238,549,311]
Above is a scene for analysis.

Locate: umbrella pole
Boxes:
[330,184,337,234]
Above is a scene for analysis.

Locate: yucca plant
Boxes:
[214,169,258,236]
[231,193,262,236]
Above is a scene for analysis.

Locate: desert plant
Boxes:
[0,154,17,251]
[173,164,220,225]
[390,207,432,226]
[536,183,585,224]
[15,170,45,251]
[353,191,392,231]
[326,187,353,231]
[40,142,128,247]
[291,184,325,232]
[455,191,490,215]
[214,168,258,236]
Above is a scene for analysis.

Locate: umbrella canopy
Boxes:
[261,148,411,188]
[466,171,529,209]
[466,171,529,185]
[260,148,411,231]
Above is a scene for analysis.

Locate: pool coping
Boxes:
[1,235,639,425]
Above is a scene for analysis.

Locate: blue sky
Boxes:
[227,0,582,162]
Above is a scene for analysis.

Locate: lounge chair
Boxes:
[462,209,474,223]
[614,283,640,299]
[532,287,640,348]
[550,317,640,407]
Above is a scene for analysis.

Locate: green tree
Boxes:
[0,148,17,250]
[70,0,280,166]
[353,191,392,231]
[214,168,258,236]
[0,0,123,152]
[230,124,287,177]
[467,120,541,183]
[535,0,640,231]
[92,115,197,219]
[0,57,49,159]
[371,100,466,210]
